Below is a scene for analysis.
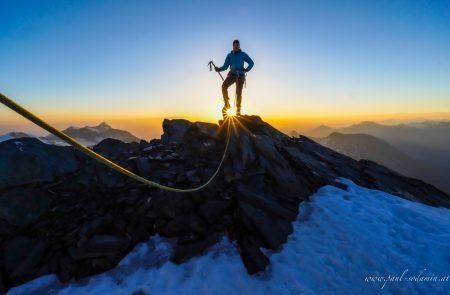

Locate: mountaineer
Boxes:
[215,39,254,117]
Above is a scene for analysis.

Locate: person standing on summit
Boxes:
[215,39,254,117]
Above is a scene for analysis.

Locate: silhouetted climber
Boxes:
[215,39,254,117]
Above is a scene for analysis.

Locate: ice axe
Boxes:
[208,60,225,81]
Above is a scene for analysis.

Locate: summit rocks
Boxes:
[0,115,448,292]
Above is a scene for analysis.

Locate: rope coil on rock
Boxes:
[0,93,231,193]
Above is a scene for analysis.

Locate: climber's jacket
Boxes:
[217,49,254,76]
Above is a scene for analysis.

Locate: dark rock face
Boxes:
[0,115,448,292]
[93,138,139,156]
[68,235,130,259]
[0,138,79,190]
[0,188,50,227]
[4,236,47,285]
[161,119,192,144]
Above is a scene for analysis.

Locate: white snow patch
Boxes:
[8,179,450,295]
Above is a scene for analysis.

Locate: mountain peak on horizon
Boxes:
[43,121,140,146]
[354,121,380,126]
[313,124,334,131]
[96,121,111,129]
[0,131,32,143]
[65,122,112,131]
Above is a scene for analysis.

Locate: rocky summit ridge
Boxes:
[0,115,448,292]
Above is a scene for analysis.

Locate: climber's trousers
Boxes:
[222,74,245,110]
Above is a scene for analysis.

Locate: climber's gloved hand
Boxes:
[214,67,220,72]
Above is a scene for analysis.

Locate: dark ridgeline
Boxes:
[0,115,448,292]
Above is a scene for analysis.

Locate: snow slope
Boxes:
[9,179,450,295]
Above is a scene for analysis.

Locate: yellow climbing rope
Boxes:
[0,93,231,193]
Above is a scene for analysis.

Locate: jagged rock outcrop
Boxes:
[0,115,448,292]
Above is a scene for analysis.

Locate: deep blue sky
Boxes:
[1,0,449,132]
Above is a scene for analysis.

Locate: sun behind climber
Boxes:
[215,39,254,117]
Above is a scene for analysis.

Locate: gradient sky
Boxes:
[1,0,450,138]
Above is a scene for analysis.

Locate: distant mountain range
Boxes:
[0,122,141,146]
[306,121,450,193]
[315,132,420,170]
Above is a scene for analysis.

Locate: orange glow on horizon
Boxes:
[1,106,450,140]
